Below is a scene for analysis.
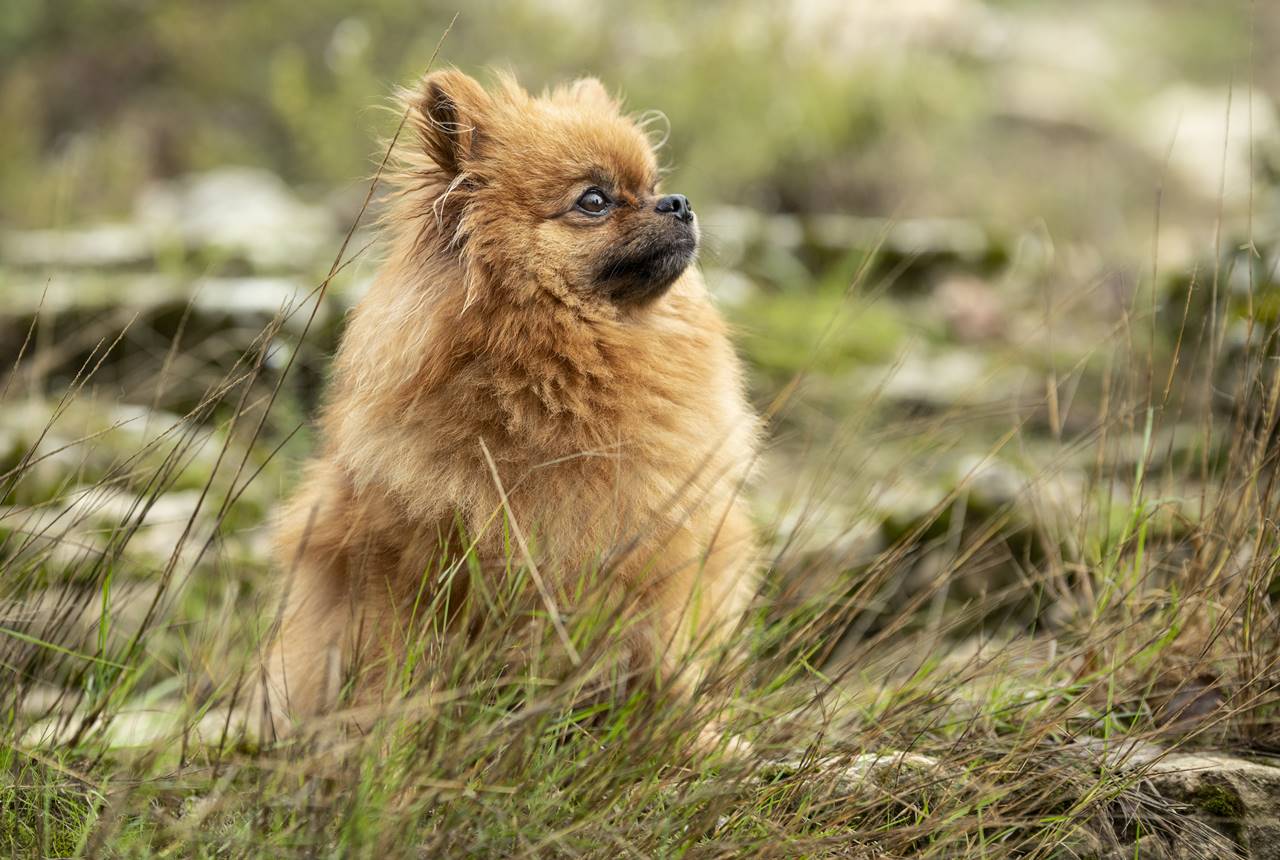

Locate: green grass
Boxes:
[2,38,1279,846]
[0,226,1276,858]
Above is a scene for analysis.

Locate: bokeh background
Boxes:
[1,0,1278,744]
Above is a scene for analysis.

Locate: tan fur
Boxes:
[260,70,760,730]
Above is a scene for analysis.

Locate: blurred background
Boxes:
[2,0,1279,728]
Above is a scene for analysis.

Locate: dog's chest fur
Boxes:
[320,268,755,573]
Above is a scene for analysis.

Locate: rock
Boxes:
[761,750,957,801]
[1101,834,1173,860]
[1141,752,1280,859]
[935,274,1006,342]
[1137,86,1279,206]
[1152,677,1228,729]
[873,475,947,540]
[0,268,340,416]
[136,167,338,271]
[1070,740,1280,858]
[0,580,163,680]
[735,214,810,288]
[957,455,1086,525]
[700,205,767,270]
[190,276,329,334]
[875,349,988,408]
[1,167,343,275]
[958,454,1024,510]
[871,347,1039,412]
[806,215,996,270]
[765,214,806,251]
[994,60,1106,134]
[0,223,155,269]
[68,487,211,565]
[785,0,1004,63]
[0,497,108,573]
[1056,827,1107,859]
[766,500,884,607]
[0,399,221,508]
[884,218,992,264]
[836,751,946,791]
[14,683,72,717]
[704,209,1000,285]
[22,701,234,749]
[1003,12,1118,78]
[703,267,758,309]
[0,269,183,314]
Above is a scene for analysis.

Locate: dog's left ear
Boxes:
[413,68,492,177]
[563,77,617,111]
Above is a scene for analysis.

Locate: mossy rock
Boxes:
[1144,753,1280,859]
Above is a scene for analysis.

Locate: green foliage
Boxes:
[0,750,100,857]
[739,287,907,378]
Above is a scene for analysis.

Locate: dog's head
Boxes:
[404,69,697,308]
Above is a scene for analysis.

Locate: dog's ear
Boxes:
[566,77,616,110]
[413,69,492,176]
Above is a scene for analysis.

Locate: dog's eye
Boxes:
[575,188,610,215]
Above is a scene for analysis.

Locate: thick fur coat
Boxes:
[262,70,760,725]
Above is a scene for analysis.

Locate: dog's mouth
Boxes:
[594,228,698,306]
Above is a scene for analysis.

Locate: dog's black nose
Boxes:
[655,193,693,223]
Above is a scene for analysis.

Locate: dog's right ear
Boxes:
[412,69,492,177]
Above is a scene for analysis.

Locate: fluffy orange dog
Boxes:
[261,69,760,729]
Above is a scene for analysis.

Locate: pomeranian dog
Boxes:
[259,69,760,735]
